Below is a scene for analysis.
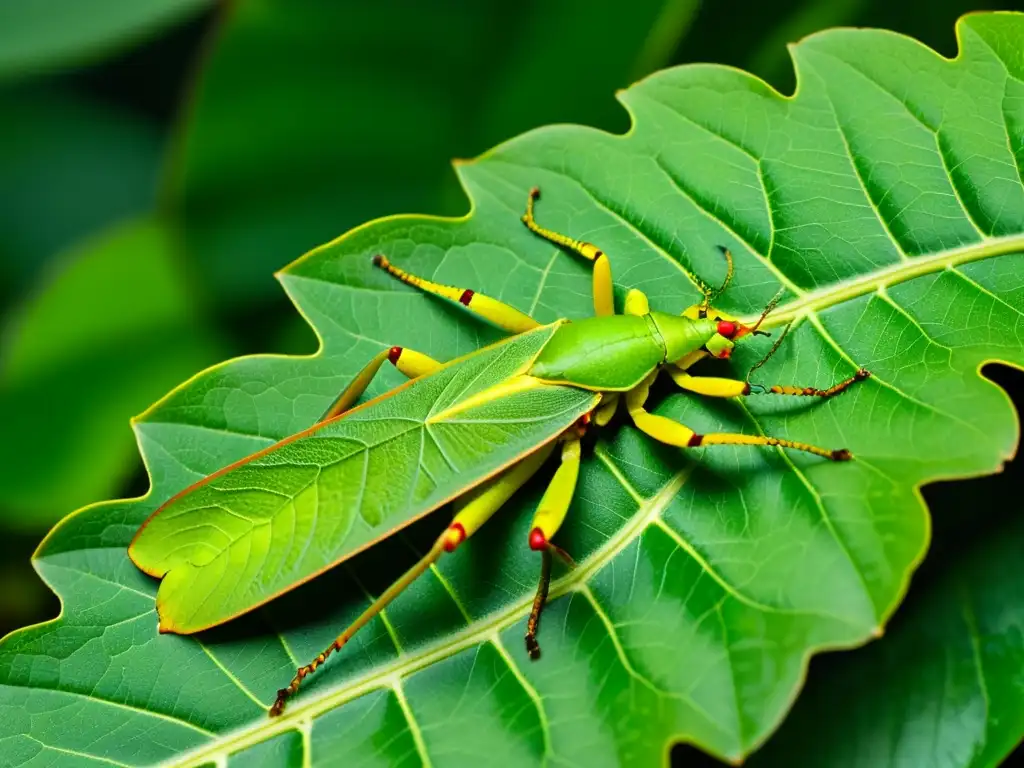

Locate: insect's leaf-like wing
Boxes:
[2,12,1023,767]
[130,325,596,633]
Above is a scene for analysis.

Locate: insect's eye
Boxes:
[717,320,737,339]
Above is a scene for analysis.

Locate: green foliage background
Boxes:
[0,1,1021,766]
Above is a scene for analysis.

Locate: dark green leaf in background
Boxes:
[0,220,222,526]
[169,0,699,306]
[0,0,213,79]
[0,90,161,306]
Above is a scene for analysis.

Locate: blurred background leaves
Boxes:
[0,0,1019,762]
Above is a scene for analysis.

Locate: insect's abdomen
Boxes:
[529,314,665,391]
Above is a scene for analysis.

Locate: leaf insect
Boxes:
[129,187,870,718]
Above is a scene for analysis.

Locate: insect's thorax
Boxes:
[528,312,717,391]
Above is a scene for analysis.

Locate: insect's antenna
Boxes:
[697,246,735,318]
[748,286,786,336]
[746,321,791,384]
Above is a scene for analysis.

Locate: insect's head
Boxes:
[676,247,767,360]
[676,245,783,361]
[680,303,761,359]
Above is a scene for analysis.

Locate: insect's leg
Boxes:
[626,371,852,461]
[373,255,539,334]
[522,187,614,316]
[623,288,649,317]
[319,346,444,421]
[667,366,870,400]
[270,442,557,718]
[594,393,619,426]
[666,368,750,398]
[754,368,871,398]
[524,436,582,659]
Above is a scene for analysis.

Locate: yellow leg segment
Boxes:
[624,288,650,317]
[525,436,582,659]
[627,370,852,460]
[320,346,443,421]
[594,393,619,426]
[528,438,581,549]
[627,372,699,446]
[522,187,614,316]
[373,254,538,334]
[668,368,750,398]
[270,442,555,717]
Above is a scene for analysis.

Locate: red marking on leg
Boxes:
[742,382,752,395]
[687,433,704,447]
[388,346,403,364]
[717,348,732,360]
[459,289,475,306]
[443,522,466,552]
[529,527,547,551]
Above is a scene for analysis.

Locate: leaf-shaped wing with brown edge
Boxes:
[128,323,597,634]
[0,12,1022,767]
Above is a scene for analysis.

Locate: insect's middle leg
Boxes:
[522,187,614,317]
[627,370,853,461]
[373,255,539,334]
[270,442,558,718]
[319,345,443,421]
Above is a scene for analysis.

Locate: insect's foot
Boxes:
[371,253,389,269]
[269,689,290,718]
[525,634,541,660]
[831,448,853,461]
[528,186,540,200]
[855,368,871,381]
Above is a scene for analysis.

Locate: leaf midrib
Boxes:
[761,233,1024,327]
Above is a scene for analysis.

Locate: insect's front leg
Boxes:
[522,186,614,317]
[319,345,443,421]
[666,365,870,400]
[270,442,558,718]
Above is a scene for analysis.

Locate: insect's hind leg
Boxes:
[524,434,583,659]
[522,187,614,317]
[269,442,557,718]
[319,346,443,422]
[373,255,539,334]
[627,371,853,461]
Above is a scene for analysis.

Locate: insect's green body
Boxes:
[130,186,867,717]
[530,312,720,390]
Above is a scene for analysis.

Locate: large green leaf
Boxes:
[0,219,223,526]
[2,12,1023,766]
